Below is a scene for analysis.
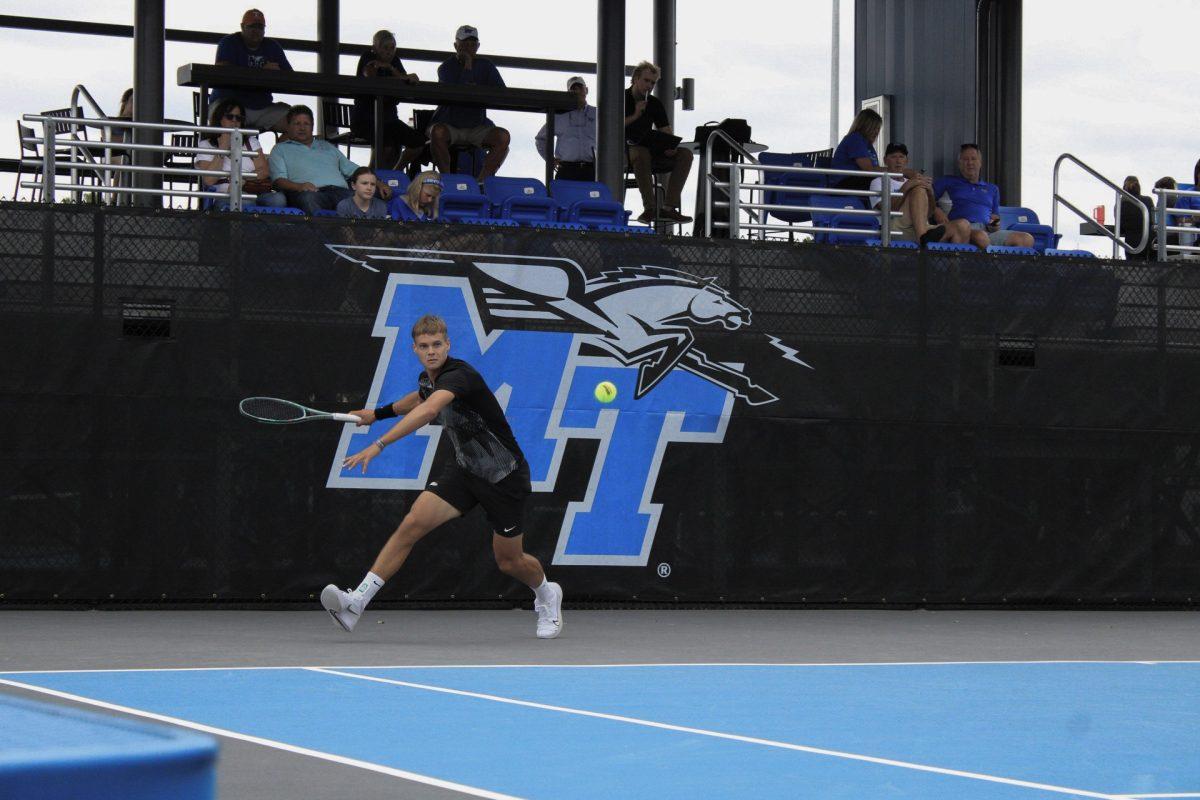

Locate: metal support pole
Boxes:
[830,0,840,148]
[1156,192,1167,262]
[597,0,626,200]
[653,0,676,131]
[879,171,890,246]
[317,0,339,139]
[42,123,56,202]
[729,163,741,238]
[544,111,556,187]
[132,0,165,206]
[229,133,243,211]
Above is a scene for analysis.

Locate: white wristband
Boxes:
[374,439,388,451]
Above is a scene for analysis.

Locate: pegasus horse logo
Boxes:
[472,261,778,405]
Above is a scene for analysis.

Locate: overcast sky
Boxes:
[2,1,1195,255]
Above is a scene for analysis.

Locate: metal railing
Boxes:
[1152,187,1200,261]
[1052,153,1148,259]
[702,132,898,243]
[20,113,261,209]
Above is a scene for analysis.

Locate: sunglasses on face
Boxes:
[223,113,245,122]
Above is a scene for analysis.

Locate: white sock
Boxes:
[532,576,555,604]
[351,572,385,609]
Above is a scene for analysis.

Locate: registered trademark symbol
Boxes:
[657,563,671,578]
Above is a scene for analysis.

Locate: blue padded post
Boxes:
[926,242,979,253]
[0,695,217,800]
[1044,249,1097,258]
[986,245,1040,256]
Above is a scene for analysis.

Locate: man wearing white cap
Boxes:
[535,76,597,182]
[429,25,510,183]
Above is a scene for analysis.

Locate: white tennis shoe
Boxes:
[534,582,564,639]
[320,584,363,633]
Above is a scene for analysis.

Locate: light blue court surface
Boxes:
[2,662,1198,799]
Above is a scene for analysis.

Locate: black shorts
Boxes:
[425,462,531,537]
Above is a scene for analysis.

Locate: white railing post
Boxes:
[879,170,891,247]
[1156,191,1167,262]
[729,163,741,238]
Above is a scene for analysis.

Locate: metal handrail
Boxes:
[1052,153,1148,259]
[701,129,767,237]
[705,153,898,242]
[22,114,260,209]
[70,84,108,124]
[1153,187,1200,260]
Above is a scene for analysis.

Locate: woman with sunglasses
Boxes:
[195,98,286,210]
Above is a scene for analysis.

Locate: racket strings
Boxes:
[240,397,307,422]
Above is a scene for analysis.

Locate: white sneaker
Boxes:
[534,582,564,639]
[320,584,363,633]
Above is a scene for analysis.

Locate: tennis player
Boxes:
[321,314,564,638]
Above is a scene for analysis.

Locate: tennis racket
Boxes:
[239,396,361,425]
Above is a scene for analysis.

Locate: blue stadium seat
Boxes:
[484,176,561,223]
[549,179,630,227]
[242,205,303,215]
[374,169,410,195]
[758,151,829,224]
[997,205,1061,252]
[926,241,978,253]
[810,193,878,244]
[986,244,1039,256]
[1044,249,1097,258]
[438,173,492,222]
[865,238,918,249]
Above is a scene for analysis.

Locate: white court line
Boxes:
[308,667,1127,799]
[1117,794,1200,798]
[3,659,1198,676]
[0,677,525,800]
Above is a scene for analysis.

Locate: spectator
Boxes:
[625,61,692,224]
[336,167,391,219]
[831,108,920,193]
[351,30,425,172]
[933,143,1034,251]
[196,98,285,210]
[1118,175,1154,260]
[429,25,510,183]
[391,171,443,221]
[211,9,293,136]
[868,142,960,246]
[269,105,391,215]
[535,76,596,181]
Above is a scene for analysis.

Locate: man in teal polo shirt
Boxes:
[269,105,392,214]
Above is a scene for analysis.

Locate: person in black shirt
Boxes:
[350,30,426,171]
[625,60,692,224]
[322,314,564,639]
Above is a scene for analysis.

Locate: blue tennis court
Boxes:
[3,660,1197,799]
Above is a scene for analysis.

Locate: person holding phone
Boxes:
[933,143,1034,251]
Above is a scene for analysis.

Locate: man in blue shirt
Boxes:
[535,76,596,181]
[269,106,392,215]
[429,25,511,183]
[212,9,293,135]
[933,143,1034,250]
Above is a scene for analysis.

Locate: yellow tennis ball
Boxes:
[594,380,618,403]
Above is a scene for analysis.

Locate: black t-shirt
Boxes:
[624,87,669,145]
[418,358,524,482]
[351,51,408,128]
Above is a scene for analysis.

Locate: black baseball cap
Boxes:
[885,142,908,156]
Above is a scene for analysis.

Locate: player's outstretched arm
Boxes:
[347,391,421,426]
[343,390,455,473]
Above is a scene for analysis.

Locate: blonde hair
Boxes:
[632,60,660,81]
[846,108,882,145]
[411,314,447,339]
[405,171,442,220]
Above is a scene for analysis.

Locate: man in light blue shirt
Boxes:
[268,105,391,214]
[535,76,596,181]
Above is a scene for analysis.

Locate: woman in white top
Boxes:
[195,98,286,210]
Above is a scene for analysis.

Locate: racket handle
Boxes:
[331,413,361,423]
